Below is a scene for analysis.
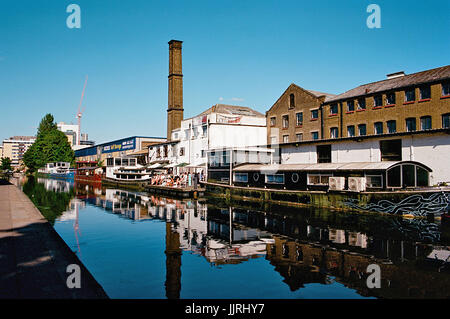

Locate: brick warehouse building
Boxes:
[255,65,450,187]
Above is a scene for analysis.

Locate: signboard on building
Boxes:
[216,114,241,124]
[101,138,136,154]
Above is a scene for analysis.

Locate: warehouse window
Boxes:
[347,125,355,137]
[347,100,355,112]
[282,115,289,128]
[442,82,450,97]
[386,92,396,105]
[330,127,338,139]
[317,145,331,163]
[357,98,366,110]
[405,88,415,102]
[374,122,383,135]
[358,124,367,136]
[296,112,303,126]
[387,120,397,133]
[443,113,450,128]
[406,118,416,132]
[420,85,431,100]
[420,116,432,130]
[289,94,295,109]
[330,103,338,115]
[374,95,383,107]
[270,117,276,127]
[380,139,402,161]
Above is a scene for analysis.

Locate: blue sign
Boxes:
[101,138,136,154]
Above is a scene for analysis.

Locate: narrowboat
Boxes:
[75,161,104,186]
[38,162,75,179]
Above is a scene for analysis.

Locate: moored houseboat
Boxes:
[103,157,152,187]
[38,162,75,179]
[75,161,104,186]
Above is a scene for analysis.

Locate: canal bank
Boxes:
[204,182,450,218]
[0,179,107,298]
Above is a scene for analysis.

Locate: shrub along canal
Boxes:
[18,176,450,299]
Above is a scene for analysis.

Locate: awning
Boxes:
[127,149,149,157]
[234,161,432,172]
[164,163,177,168]
[148,163,162,169]
[185,161,207,168]
[176,162,189,167]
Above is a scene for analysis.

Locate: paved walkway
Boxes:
[0,179,107,298]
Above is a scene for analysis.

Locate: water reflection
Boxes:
[19,177,450,299]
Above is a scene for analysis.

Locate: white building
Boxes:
[1,136,36,167]
[57,122,80,147]
[279,129,450,185]
[149,104,267,172]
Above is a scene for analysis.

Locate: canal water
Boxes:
[18,176,450,299]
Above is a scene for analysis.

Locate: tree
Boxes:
[23,114,74,172]
[37,113,57,138]
[0,157,12,171]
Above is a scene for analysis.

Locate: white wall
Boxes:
[280,133,450,184]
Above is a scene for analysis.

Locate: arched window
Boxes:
[289,94,295,108]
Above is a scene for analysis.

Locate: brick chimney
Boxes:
[167,40,184,141]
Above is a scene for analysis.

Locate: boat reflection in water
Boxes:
[22,177,450,299]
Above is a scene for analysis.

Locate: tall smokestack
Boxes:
[167,40,184,141]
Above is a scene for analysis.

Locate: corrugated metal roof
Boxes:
[234,161,432,172]
[326,65,450,103]
[198,104,265,117]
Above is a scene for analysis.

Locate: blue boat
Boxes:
[38,162,75,180]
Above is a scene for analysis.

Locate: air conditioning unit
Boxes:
[328,177,345,190]
[348,177,367,192]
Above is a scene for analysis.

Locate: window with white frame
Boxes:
[270,117,276,127]
[374,122,383,135]
[330,127,338,139]
[307,173,332,185]
[296,112,303,126]
[283,135,289,143]
[234,173,248,183]
[282,115,289,128]
[266,174,285,184]
[420,116,432,130]
[347,125,355,137]
[386,92,396,105]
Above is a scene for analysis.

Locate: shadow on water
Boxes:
[0,178,106,299]
[16,177,450,299]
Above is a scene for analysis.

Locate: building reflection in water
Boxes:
[52,181,450,299]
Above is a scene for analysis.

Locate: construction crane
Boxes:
[76,75,88,145]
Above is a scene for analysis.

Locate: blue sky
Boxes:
[1,0,449,143]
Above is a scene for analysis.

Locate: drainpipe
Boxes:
[339,102,343,138]
[229,149,233,186]
[320,105,324,139]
